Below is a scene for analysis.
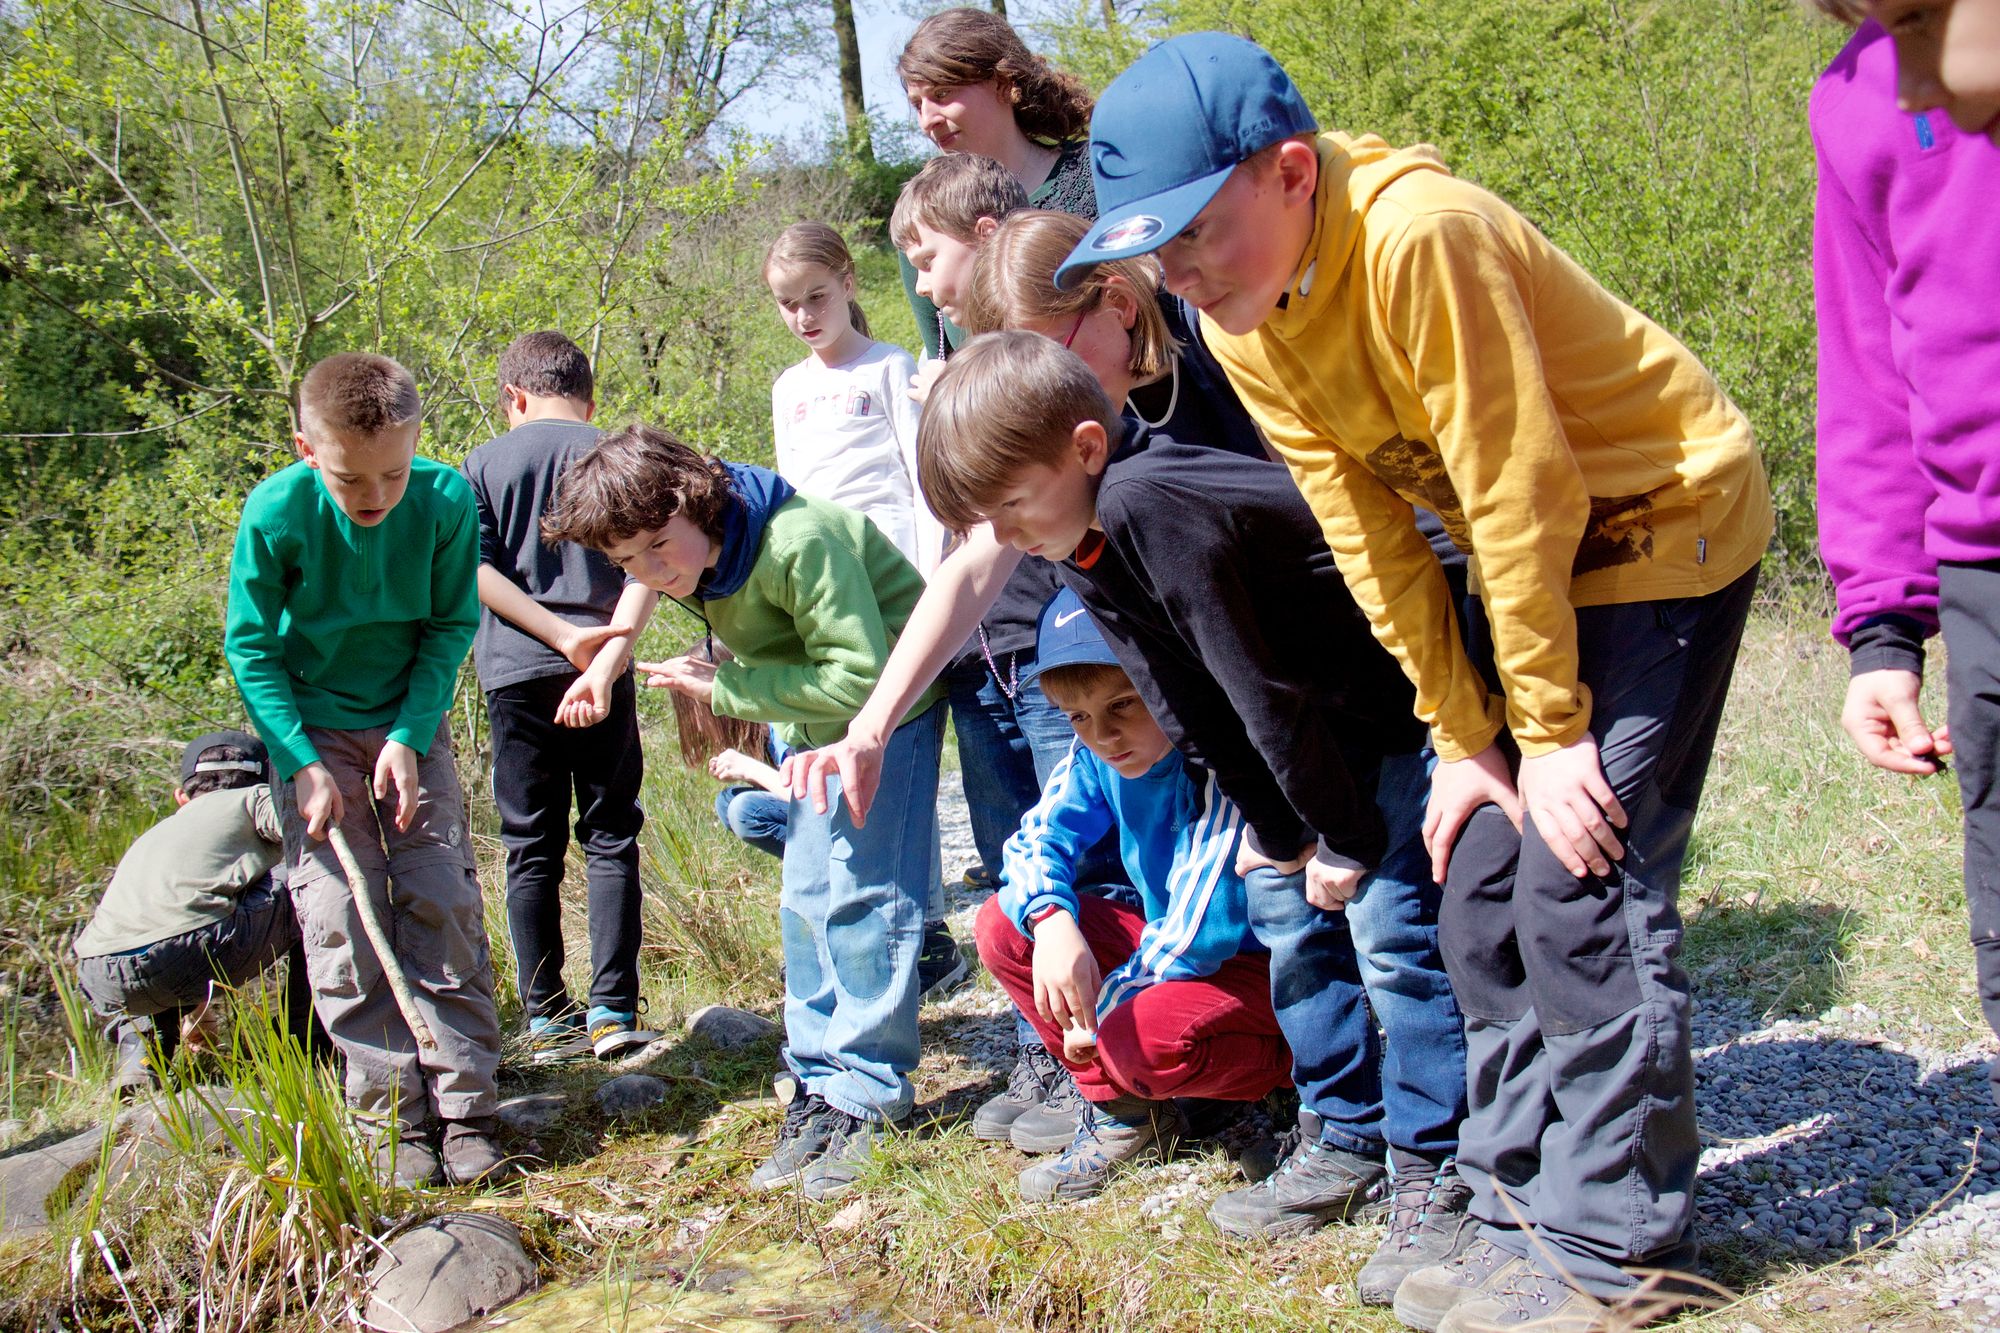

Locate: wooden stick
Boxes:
[326,826,439,1051]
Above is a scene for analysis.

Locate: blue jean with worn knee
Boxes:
[1245,749,1467,1157]
[780,700,944,1122]
[715,786,788,860]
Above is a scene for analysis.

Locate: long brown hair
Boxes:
[764,221,871,339]
[667,639,770,766]
[897,8,1093,144]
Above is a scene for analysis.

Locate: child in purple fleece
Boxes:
[1811,16,2000,1104]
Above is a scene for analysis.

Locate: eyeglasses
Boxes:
[1060,309,1088,349]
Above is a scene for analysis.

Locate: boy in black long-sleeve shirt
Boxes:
[919,330,1471,1301]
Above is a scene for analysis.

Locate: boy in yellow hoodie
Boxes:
[1058,33,1771,1333]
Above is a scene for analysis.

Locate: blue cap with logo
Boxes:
[1026,586,1120,684]
[1056,32,1315,290]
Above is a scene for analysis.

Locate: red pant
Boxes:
[975,895,1291,1104]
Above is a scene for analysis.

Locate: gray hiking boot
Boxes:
[1392,1235,1528,1333]
[110,1025,158,1101]
[1356,1150,1477,1306]
[799,1107,907,1202]
[1017,1095,1175,1202]
[1436,1264,1607,1333]
[1008,1064,1086,1154]
[973,1042,1062,1141]
[749,1092,834,1191]
[442,1116,521,1186]
[374,1123,442,1189]
[1205,1111,1387,1240]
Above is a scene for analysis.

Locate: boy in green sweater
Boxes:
[543,423,944,1201]
[225,352,512,1189]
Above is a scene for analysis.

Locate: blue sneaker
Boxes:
[587,1005,661,1060]
[1017,1095,1174,1202]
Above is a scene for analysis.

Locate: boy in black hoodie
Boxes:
[918,331,1471,1301]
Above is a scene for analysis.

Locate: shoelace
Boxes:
[1042,1069,1086,1114]
[776,1093,821,1144]
[1384,1164,1444,1250]
[1008,1046,1059,1099]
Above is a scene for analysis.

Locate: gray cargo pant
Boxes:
[282,720,500,1126]
[1439,566,1756,1298]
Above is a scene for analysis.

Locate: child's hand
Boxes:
[554,622,630,673]
[709,748,754,784]
[1030,910,1102,1040]
[1233,836,1311,879]
[373,739,421,833]
[1423,743,1524,884]
[1842,668,1951,775]
[634,654,717,703]
[784,729,885,824]
[908,357,946,407]
[1304,857,1365,911]
[555,660,616,728]
[295,762,344,841]
[1516,735,1627,880]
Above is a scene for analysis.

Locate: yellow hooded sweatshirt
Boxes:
[1203,133,1772,761]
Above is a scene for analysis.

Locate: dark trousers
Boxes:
[488,672,645,1021]
[1440,566,1757,1298]
[1941,560,2000,1108]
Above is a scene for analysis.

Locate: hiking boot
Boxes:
[1018,1095,1174,1202]
[525,1012,592,1065]
[588,1006,661,1060]
[799,1108,907,1202]
[1357,1150,1477,1306]
[1008,1064,1086,1153]
[1393,1236,1529,1333]
[973,1041,1062,1141]
[374,1123,442,1189]
[749,1092,835,1191]
[916,922,971,1000]
[1437,1266,1607,1333]
[442,1116,520,1186]
[110,1025,158,1101]
[1205,1113,1387,1240]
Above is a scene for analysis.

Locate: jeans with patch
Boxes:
[780,700,944,1122]
[715,786,789,860]
[1244,748,1467,1158]
[1441,568,1756,1297]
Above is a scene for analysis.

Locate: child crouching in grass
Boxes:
[542,425,944,1201]
[978,588,1290,1200]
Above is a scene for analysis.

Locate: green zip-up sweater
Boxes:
[687,493,942,750]
[224,458,479,778]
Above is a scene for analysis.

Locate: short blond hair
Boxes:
[916,330,1119,531]
[299,352,420,440]
[889,154,1030,251]
[961,210,1178,381]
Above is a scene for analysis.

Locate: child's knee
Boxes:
[973,895,1023,969]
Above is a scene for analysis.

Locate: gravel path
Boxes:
[927,771,2000,1321]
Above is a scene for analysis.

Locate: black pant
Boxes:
[488,671,645,1021]
[1941,560,2000,1108]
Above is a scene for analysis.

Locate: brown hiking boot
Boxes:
[441,1116,521,1186]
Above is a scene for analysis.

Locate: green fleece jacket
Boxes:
[224,458,479,778]
[687,493,942,750]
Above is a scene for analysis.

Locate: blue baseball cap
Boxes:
[1026,587,1119,684]
[1056,32,1315,290]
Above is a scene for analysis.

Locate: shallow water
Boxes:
[479,1241,921,1333]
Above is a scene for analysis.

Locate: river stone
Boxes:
[595,1074,669,1117]
[496,1093,568,1135]
[687,1004,778,1050]
[362,1213,535,1332]
[0,1126,104,1233]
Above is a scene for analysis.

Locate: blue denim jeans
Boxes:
[780,700,945,1122]
[1245,749,1467,1157]
[715,786,789,860]
[945,654,1075,874]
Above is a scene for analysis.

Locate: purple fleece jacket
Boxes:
[1812,22,2000,670]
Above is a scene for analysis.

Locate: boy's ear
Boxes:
[173,787,190,807]
[1072,418,1111,476]
[294,430,316,465]
[973,215,1000,241]
[581,397,597,423]
[1274,138,1319,207]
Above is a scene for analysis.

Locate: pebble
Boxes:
[594,1075,669,1118]
[496,1092,568,1135]
[687,1004,779,1050]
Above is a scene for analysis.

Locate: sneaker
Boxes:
[916,923,971,1000]
[110,1026,159,1101]
[799,1108,908,1202]
[748,1092,835,1191]
[1008,1064,1087,1153]
[1017,1095,1174,1202]
[961,865,998,891]
[1357,1151,1477,1306]
[1205,1112,1388,1240]
[374,1123,442,1189]
[1393,1236,1529,1333]
[525,1012,592,1065]
[441,1116,521,1186]
[1437,1266,1607,1333]
[588,1007,662,1060]
[1236,1106,1310,1184]
[972,1042,1062,1141]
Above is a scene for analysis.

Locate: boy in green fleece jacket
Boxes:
[543,423,944,1203]
[224,352,511,1189]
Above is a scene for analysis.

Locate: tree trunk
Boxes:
[990,0,1006,19]
[831,0,872,162]
[1101,0,1118,28]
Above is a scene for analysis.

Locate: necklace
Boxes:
[976,627,1020,701]
[1126,357,1180,430]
